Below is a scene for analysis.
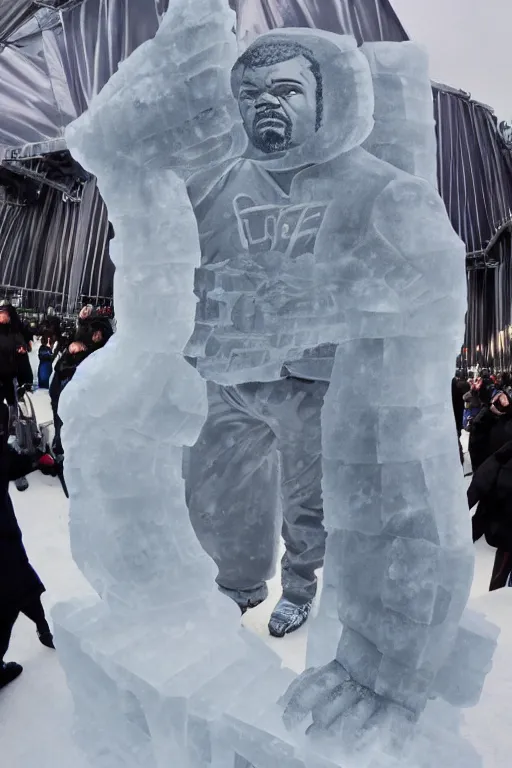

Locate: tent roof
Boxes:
[0,0,84,45]
[0,0,37,45]
[0,0,164,159]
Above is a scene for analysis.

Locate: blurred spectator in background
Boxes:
[37,335,54,390]
[39,313,63,356]
[452,370,470,464]
[0,404,57,690]
[469,391,512,590]
[0,303,29,405]
[463,374,492,433]
[469,390,512,474]
[50,307,113,457]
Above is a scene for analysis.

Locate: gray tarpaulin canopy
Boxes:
[0,0,511,365]
[0,0,167,309]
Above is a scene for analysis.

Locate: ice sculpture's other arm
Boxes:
[283,178,472,739]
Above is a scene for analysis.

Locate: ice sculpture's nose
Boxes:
[255,90,281,109]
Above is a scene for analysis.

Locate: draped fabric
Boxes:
[0,178,113,310]
[433,86,512,367]
[232,0,407,48]
[0,2,163,156]
[0,1,161,308]
[434,87,512,258]
[59,0,162,116]
[0,0,37,45]
[0,11,76,154]
[465,236,512,369]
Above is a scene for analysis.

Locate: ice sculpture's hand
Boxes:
[280,661,414,753]
[230,278,318,336]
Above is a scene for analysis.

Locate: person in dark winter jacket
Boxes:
[49,341,91,457]
[0,404,57,690]
[469,391,512,472]
[463,374,492,433]
[17,318,34,392]
[0,304,29,404]
[452,371,470,464]
[469,439,512,591]
[452,371,470,434]
[37,335,54,390]
[50,312,113,456]
[39,315,62,351]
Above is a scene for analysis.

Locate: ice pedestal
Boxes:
[53,595,285,768]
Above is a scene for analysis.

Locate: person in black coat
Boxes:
[49,312,113,456]
[0,404,57,690]
[39,314,63,352]
[468,392,512,591]
[469,391,512,472]
[469,439,512,591]
[37,336,54,390]
[0,304,29,405]
[452,370,470,434]
[17,318,34,391]
[452,371,470,465]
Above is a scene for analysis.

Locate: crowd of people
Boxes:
[0,302,113,690]
[453,368,512,590]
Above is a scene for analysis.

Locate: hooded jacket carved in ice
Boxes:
[185,28,481,724]
[184,30,464,385]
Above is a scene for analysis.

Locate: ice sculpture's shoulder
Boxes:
[372,169,463,245]
[186,156,248,209]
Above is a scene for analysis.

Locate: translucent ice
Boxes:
[52,3,498,768]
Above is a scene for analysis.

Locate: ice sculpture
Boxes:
[52,1,498,767]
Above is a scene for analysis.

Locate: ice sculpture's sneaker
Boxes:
[0,662,23,690]
[268,598,312,638]
[239,597,265,615]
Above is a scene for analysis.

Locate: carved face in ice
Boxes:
[237,44,323,155]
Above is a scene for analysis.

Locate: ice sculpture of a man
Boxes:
[183,37,336,637]
[184,27,494,744]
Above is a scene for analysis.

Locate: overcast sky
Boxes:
[391,0,511,120]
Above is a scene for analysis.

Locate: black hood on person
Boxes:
[0,304,23,335]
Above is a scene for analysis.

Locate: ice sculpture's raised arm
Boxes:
[66,0,245,181]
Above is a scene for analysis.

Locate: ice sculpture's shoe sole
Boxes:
[268,621,308,638]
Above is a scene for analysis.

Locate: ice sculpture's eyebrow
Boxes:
[270,78,304,86]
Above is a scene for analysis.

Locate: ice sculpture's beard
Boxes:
[251,110,293,154]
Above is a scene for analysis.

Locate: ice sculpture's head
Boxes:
[232,30,375,170]
[236,41,323,155]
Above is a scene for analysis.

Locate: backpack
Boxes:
[13,388,41,455]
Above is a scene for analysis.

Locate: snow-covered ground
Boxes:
[0,367,501,767]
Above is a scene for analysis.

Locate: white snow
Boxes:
[0,377,502,767]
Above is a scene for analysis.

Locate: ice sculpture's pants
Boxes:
[184,378,328,607]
